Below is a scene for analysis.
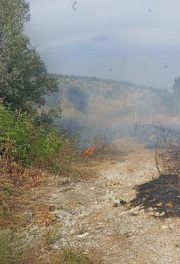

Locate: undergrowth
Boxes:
[0,103,103,263]
[0,102,66,171]
[0,229,99,264]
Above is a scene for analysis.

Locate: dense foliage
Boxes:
[0,0,64,170]
[0,0,58,111]
[0,103,65,168]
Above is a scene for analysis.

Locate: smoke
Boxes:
[47,75,179,149]
[45,75,178,148]
[65,86,88,112]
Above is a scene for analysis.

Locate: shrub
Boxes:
[155,126,180,176]
[0,102,66,170]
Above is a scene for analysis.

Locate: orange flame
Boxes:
[82,146,97,157]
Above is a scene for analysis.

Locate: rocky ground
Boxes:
[28,140,180,264]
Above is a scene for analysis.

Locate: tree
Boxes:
[0,0,58,111]
[172,77,180,115]
[173,77,180,94]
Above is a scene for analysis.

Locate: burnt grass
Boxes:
[130,174,180,217]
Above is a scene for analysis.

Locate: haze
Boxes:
[27,0,180,90]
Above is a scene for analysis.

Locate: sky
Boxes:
[27,0,180,90]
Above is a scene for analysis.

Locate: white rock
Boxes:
[154,212,161,217]
[159,211,165,217]
[156,202,163,207]
[148,207,154,211]
[77,232,89,239]
[135,206,141,211]
[161,225,169,230]
[149,211,155,216]
[139,209,145,214]
[120,211,128,216]
[131,210,139,215]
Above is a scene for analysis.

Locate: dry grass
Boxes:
[0,141,122,263]
[0,152,55,229]
[53,249,99,264]
[0,229,101,264]
[0,141,104,263]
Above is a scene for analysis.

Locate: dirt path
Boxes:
[44,141,180,264]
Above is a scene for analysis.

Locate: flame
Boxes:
[82,146,97,157]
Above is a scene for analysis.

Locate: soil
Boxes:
[28,139,180,264]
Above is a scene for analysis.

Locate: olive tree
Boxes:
[0,0,58,111]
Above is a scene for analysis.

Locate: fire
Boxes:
[82,146,97,157]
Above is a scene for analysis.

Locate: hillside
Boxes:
[52,74,166,101]
[47,75,175,147]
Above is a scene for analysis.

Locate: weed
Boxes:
[0,229,22,264]
[56,249,95,264]
[43,226,61,250]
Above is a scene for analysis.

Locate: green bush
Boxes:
[0,102,65,169]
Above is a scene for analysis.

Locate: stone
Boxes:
[169,224,174,230]
[156,202,163,207]
[139,209,145,214]
[113,201,119,207]
[134,206,141,210]
[154,211,165,217]
[119,211,125,216]
[149,211,155,216]
[148,207,154,211]
[159,211,165,217]
[61,177,70,185]
[130,209,139,215]
[77,232,89,239]
[154,212,161,217]
[161,225,169,230]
